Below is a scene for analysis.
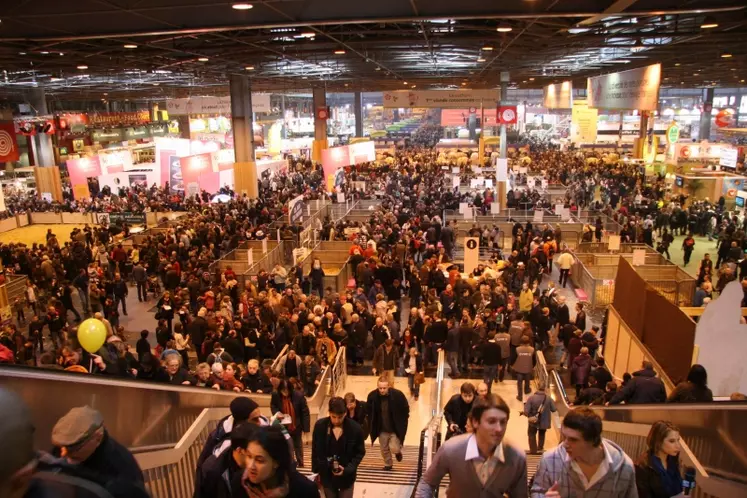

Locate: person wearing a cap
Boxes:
[196,423,256,498]
[198,397,263,468]
[51,405,146,497]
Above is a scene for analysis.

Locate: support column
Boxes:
[498,72,509,211]
[354,91,363,137]
[699,87,714,141]
[734,94,742,128]
[312,87,328,162]
[28,88,55,167]
[230,74,258,199]
[281,94,287,139]
[633,110,650,158]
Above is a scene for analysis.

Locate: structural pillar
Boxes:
[229,74,258,199]
[354,91,363,137]
[699,87,714,141]
[312,87,328,163]
[734,95,742,128]
[498,73,509,211]
[633,110,650,159]
[28,88,55,167]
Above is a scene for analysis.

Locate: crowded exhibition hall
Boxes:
[0,1,746,497]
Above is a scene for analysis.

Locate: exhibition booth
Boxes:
[672,170,747,205]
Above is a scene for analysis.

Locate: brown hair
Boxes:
[469,393,510,423]
[646,420,680,455]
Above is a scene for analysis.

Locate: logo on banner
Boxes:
[317,107,329,120]
[497,106,517,124]
[0,122,20,162]
[466,239,477,250]
[715,108,735,128]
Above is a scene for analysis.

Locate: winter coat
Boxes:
[366,387,409,444]
[571,353,592,385]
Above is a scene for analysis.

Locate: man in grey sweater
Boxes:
[530,407,637,498]
[415,394,527,498]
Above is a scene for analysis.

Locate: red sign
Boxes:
[0,122,20,162]
[317,107,329,120]
[88,111,151,126]
[497,106,518,125]
[58,113,89,130]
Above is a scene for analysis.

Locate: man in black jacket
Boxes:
[312,397,366,498]
[187,309,209,362]
[111,273,128,316]
[609,361,666,405]
[424,312,448,368]
[367,376,410,471]
[195,423,255,498]
[443,382,475,440]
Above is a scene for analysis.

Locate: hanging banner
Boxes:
[165,94,271,115]
[124,126,150,141]
[543,81,573,109]
[382,89,499,109]
[441,109,498,126]
[587,63,662,111]
[0,121,20,162]
[91,128,124,142]
[571,100,598,144]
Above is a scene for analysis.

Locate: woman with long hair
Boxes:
[668,364,713,403]
[233,426,319,497]
[635,421,683,498]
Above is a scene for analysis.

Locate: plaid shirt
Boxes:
[530,439,638,498]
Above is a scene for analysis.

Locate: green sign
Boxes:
[91,128,124,142]
[666,123,680,144]
[149,123,169,137]
[124,126,149,140]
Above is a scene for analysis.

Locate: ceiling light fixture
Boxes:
[18,52,26,55]
[77,65,88,70]
[529,77,535,81]
[40,51,49,54]
[700,16,718,29]
[232,3,253,10]
[375,66,381,71]
[721,52,733,58]
[496,25,512,33]
[403,81,408,85]
[674,62,681,66]
[482,45,494,51]
[124,44,138,49]
[334,49,346,55]
[245,66,255,70]
[198,57,209,62]
[477,57,486,62]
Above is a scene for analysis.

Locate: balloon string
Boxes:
[89,357,93,373]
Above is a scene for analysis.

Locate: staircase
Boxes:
[299,444,422,486]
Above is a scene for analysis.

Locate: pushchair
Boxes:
[147,275,161,297]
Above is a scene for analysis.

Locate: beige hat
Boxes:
[51,406,104,447]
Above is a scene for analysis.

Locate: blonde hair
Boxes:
[247,359,260,369]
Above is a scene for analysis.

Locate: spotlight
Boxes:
[232,3,253,10]
[496,25,512,33]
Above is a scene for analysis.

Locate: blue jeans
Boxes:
[516,372,532,400]
[447,351,460,377]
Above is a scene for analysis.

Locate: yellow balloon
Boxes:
[77,318,107,354]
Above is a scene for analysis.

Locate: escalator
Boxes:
[547,369,747,498]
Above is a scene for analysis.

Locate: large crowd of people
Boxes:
[0,143,741,498]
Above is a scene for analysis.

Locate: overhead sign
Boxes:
[497,106,518,125]
[91,128,124,142]
[587,63,662,111]
[440,109,498,126]
[382,89,500,108]
[165,94,271,115]
[88,111,151,126]
[0,121,20,163]
[543,81,573,109]
[571,100,598,144]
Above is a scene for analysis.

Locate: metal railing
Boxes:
[330,346,347,396]
[534,351,548,390]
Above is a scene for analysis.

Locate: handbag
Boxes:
[527,395,546,425]
[414,372,426,385]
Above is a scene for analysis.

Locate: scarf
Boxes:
[650,453,681,497]
[282,395,297,433]
[240,469,289,498]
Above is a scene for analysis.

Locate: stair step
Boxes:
[297,446,544,487]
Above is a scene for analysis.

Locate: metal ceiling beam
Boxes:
[1,5,744,42]
[578,0,641,27]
